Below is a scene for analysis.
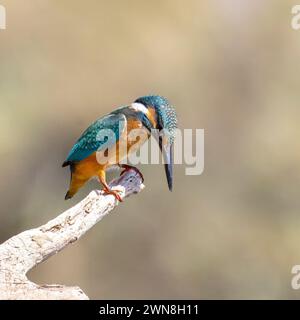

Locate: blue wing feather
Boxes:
[64,113,126,163]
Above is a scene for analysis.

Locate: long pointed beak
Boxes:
[159,136,174,191]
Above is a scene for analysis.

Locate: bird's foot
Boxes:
[120,164,144,182]
[103,187,123,202]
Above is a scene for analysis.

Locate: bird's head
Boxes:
[130,95,178,191]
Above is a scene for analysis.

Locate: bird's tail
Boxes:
[65,189,75,200]
[64,164,88,200]
[65,164,75,200]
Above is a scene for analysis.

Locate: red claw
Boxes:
[103,188,123,202]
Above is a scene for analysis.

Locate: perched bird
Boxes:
[62,95,177,201]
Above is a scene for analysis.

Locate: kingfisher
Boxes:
[62,95,177,201]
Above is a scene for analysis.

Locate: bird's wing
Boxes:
[64,113,126,164]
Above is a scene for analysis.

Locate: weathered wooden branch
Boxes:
[0,170,144,300]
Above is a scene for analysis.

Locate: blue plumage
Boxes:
[64,113,126,164]
[135,95,177,143]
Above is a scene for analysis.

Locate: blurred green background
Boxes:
[1,0,300,299]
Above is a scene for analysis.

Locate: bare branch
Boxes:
[0,169,144,300]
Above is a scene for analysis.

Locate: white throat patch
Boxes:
[130,102,148,115]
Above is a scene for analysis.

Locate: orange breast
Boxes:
[75,117,150,176]
[125,118,150,155]
[74,152,104,179]
[126,117,143,131]
[147,106,157,128]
